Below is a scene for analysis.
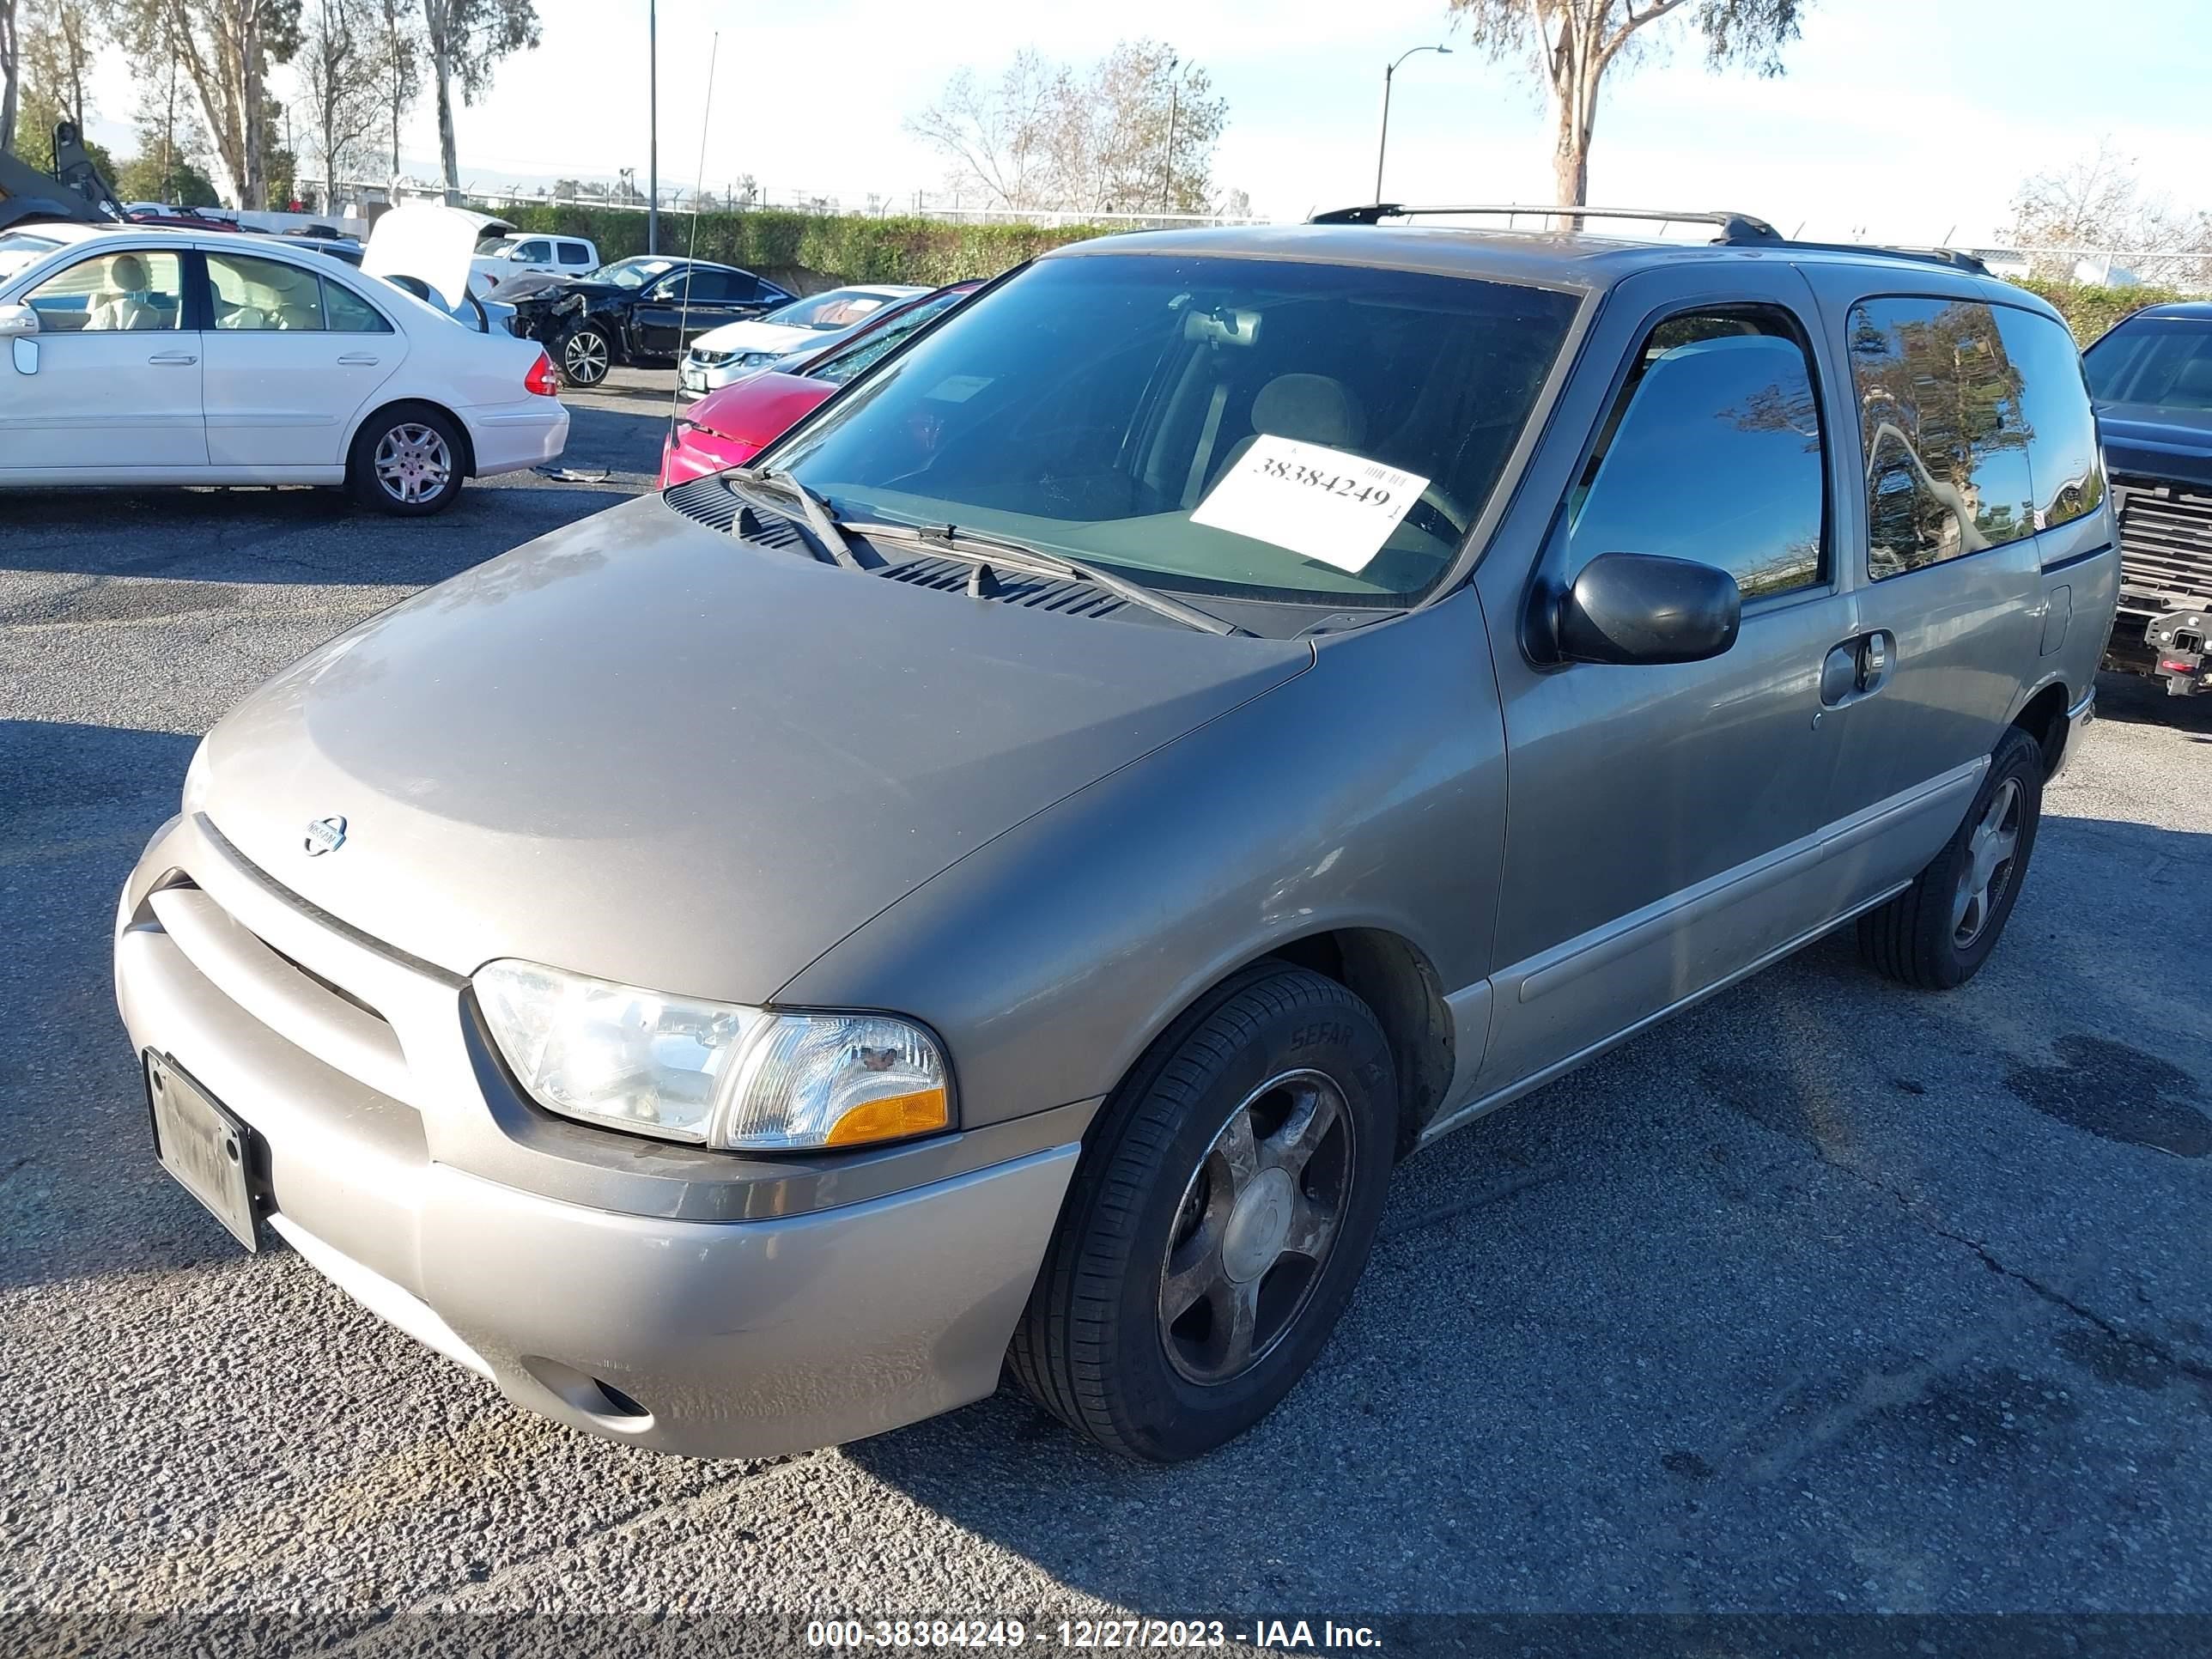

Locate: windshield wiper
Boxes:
[724,466,867,573]
[851,520,1248,637]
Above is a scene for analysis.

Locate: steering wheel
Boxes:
[1404,482,1473,546]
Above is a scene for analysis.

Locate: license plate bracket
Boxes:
[145,1052,263,1251]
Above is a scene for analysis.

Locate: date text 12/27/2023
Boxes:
[803,1618,1385,1650]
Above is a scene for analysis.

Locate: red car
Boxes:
[659,280,982,487]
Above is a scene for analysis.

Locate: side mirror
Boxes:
[0,302,39,339]
[1552,550,1741,666]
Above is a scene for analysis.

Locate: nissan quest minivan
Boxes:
[116,210,2118,1464]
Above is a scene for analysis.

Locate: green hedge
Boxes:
[502,207,2195,346]
[2019,278,2189,346]
[498,204,1115,287]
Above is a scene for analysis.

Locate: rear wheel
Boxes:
[556,323,612,387]
[1009,964,1396,1462]
[345,406,465,516]
[1857,724,2044,989]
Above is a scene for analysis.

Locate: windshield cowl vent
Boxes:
[660,478,811,553]
[879,554,1127,619]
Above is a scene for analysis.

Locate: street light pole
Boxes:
[1375,44,1451,205]
[647,0,659,253]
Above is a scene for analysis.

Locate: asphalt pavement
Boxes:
[3,373,2208,1633]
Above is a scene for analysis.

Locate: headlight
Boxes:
[473,958,951,1152]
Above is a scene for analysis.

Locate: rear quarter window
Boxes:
[1847,297,2035,579]
[1990,306,2106,532]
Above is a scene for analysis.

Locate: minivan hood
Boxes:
[198,495,1311,1000]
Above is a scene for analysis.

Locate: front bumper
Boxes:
[679,356,768,396]
[114,811,1081,1458]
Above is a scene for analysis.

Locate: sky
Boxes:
[79,0,2212,246]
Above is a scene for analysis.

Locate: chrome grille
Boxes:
[2116,483,2212,615]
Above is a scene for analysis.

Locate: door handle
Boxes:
[1856,629,1891,692]
[1820,631,1896,707]
[148,351,198,366]
[337,353,381,366]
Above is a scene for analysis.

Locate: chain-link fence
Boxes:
[294,177,2212,291]
[307,177,1266,230]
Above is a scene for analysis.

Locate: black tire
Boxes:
[344,404,465,516]
[556,323,612,387]
[1009,963,1397,1463]
[1856,723,2045,989]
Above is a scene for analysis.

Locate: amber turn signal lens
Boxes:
[822,1087,951,1148]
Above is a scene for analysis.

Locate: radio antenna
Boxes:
[669,32,720,437]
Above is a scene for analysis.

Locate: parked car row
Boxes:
[662,280,983,483]
[112,210,2119,1473]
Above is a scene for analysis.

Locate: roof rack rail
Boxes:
[1309,203,1783,241]
[1770,239,1990,276]
[1304,204,1996,276]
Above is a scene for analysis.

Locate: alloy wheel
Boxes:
[1952,775,2022,948]
[373,423,453,506]
[1158,1068,1356,1386]
[563,329,610,382]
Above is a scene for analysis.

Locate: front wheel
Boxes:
[346,406,465,516]
[556,323,612,387]
[1856,723,2045,989]
[1009,964,1396,1462]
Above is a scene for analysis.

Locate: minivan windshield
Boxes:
[768,252,1578,605]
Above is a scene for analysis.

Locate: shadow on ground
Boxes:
[840,815,2212,1614]
[0,400,667,589]
[2093,668,2212,737]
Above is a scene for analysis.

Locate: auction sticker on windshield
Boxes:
[1190,434,1428,573]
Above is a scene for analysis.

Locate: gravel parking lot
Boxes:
[3,369,2209,1627]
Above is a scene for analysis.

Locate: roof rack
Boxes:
[1309,204,1783,241]
[1770,239,1990,275]
[1304,203,1992,276]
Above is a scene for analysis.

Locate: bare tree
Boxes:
[904,51,1060,211]
[418,0,536,203]
[295,0,378,208]
[122,8,214,202]
[368,0,417,178]
[21,0,98,131]
[1446,0,1806,206]
[1056,42,1226,214]
[9,0,106,172]
[908,41,1229,216]
[2010,138,2212,287]
[118,0,303,207]
[0,0,19,158]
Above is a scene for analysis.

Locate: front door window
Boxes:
[24,250,185,333]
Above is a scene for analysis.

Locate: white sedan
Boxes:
[0,219,568,515]
[679,283,927,394]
